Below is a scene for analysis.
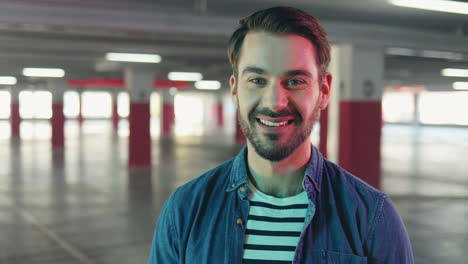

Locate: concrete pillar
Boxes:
[77,90,84,125]
[327,44,384,189]
[160,89,175,137]
[413,93,420,127]
[111,90,119,130]
[326,45,342,164]
[125,66,152,167]
[48,79,66,148]
[10,86,21,138]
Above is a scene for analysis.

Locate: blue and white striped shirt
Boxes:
[242,182,309,264]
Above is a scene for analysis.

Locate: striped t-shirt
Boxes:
[242,181,309,264]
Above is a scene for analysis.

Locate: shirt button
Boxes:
[236,218,244,228]
[231,184,237,188]
[240,186,247,192]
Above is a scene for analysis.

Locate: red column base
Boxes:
[51,103,65,148]
[318,107,328,158]
[129,103,151,167]
[162,103,175,136]
[216,103,224,128]
[10,103,21,137]
[77,114,84,124]
[339,101,382,189]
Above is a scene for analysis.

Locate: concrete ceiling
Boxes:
[0,0,467,90]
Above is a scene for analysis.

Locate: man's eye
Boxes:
[249,78,266,85]
[287,79,304,86]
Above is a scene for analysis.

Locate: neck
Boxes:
[246,140,312,198]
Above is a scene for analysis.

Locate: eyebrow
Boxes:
[241,66,313,78]
[242,66,266,75]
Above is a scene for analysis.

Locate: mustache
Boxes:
[249,108,301,120]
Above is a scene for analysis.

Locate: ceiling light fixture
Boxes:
[105,52,161,63]
[389,0,468,15]
[421,50,463,60]
[195,80,221,90]
[386,48,465,60]
[0,76,17,85]
[385,48,417,56]
[23,68,65,78]
[453,82,468,90]
[168,72,203,81]
[442,68,468,77]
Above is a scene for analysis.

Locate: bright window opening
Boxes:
[19,91,53,119]
[419,91,468,125]
[64,91,80,118]
[82,91,112,118]
[382,91,415,123]
[174,93,204,136]
[0,91,11,118]
[150,92,161,117]
[117,92,129,118]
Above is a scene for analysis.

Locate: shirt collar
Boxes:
[227,144,323,194]
[304,144,323,193]
[226,146,249,192]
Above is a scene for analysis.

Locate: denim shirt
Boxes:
[148,145,413,263]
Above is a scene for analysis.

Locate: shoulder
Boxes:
[321,159,395,238]
[166,157,235,208]
[322,158,388,203]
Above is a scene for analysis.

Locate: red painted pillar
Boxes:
[112,103,119,130]
[161,90,175,137]
[125,67,152,167]
[111,91,119,130]
[213,93,224,129]
[235,112,246,143]
[51,103,65,148]
[318,107,328,158]
[77,90,84,125]
[339,101,382,188]
[48,79,66,149]
[333,45,384,189]
[129,103,151,166]
[216,103,224,128]
[10,88,20,138]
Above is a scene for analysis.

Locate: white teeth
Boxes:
[258,119,289,127]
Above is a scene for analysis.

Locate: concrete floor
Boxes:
[0,120,467,264]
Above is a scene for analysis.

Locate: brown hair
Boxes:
[227,6,330,79]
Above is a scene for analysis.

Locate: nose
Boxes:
[262,80,288,111]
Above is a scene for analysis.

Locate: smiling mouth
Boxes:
[256,118,294,127]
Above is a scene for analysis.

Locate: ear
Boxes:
[229,74,237,109]
[319,72,332,109]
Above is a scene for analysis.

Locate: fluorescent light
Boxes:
[105,52,161,63]
[0,76,17,85]
[195,80,221,90]
[168,72,203,81]
[421,50,463,60]
[442,68,468,77]
[386,48,416,56]
[453,82,468,90]
[389,0,468,15]
[385,48,465,60]
[23,68,65,78]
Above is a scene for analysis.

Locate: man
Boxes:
[149,6,413,264]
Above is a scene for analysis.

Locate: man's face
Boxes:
[230,31,331,161]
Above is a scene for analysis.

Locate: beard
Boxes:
[236,96,320,161]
